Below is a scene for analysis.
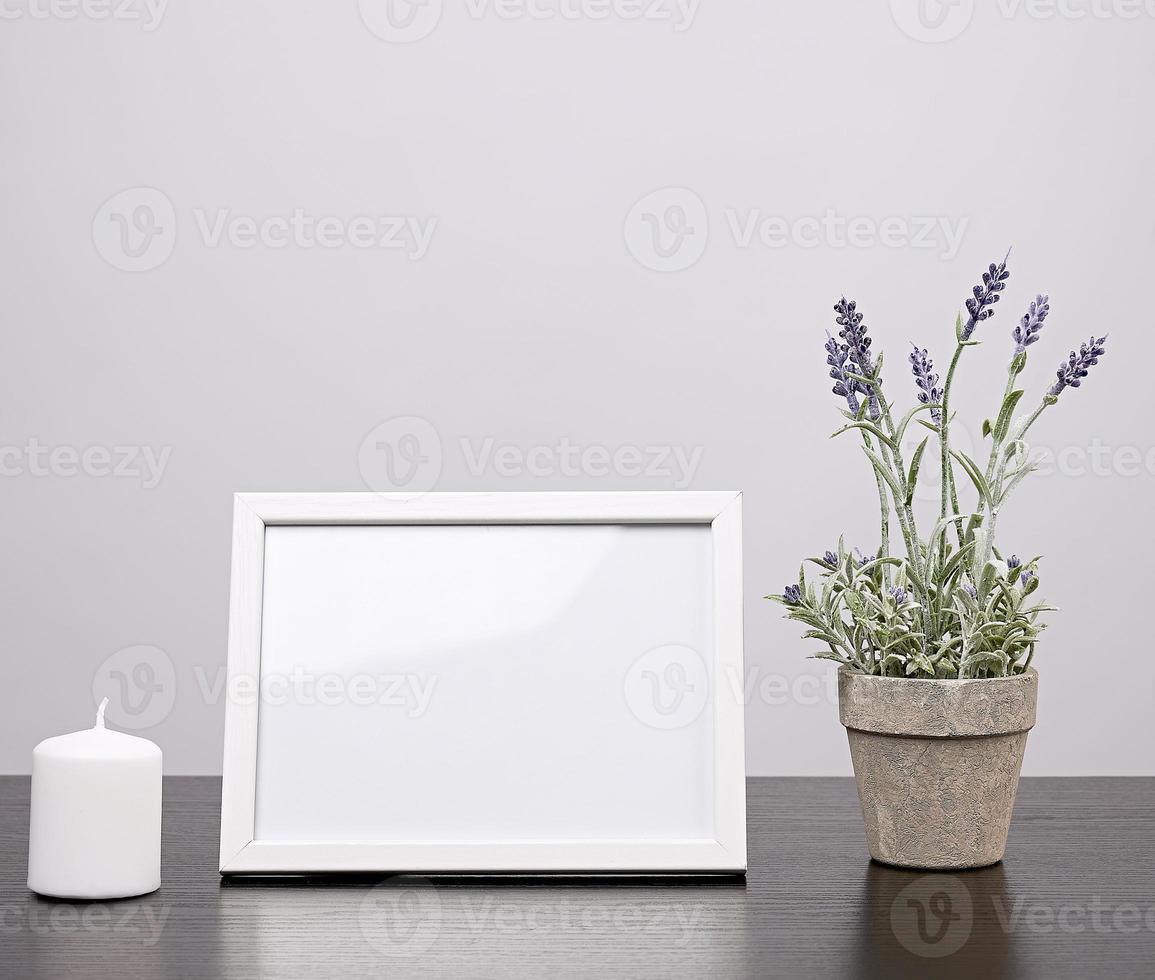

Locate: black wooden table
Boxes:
[1,776,1152,978]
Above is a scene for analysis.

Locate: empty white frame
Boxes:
[219,492,745,874]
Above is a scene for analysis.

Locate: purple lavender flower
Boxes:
[962,253,1011,340]
[1050,336,1107,397]
[909,345,942,424]
[853,547,874,568]
[1007,555,1022,571]
[1012,294,1049,353]
[822,550,838,568]
[963,584,979,600]
[825,333,861,415]
[783,584,802,605]
[1020,570,1036,587]
[888,585,908,604]
[834,298,880,420]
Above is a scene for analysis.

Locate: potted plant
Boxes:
[770,252,1107,869]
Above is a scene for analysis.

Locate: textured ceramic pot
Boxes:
[838,667,1037,870]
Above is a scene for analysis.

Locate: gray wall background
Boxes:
[2,0,1153,775]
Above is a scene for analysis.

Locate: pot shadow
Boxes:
[850,859,1024,980]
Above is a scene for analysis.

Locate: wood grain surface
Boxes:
[1,776,1152,978]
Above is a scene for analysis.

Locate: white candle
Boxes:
[28,698,162,899]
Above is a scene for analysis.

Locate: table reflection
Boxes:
[212,876,750,979]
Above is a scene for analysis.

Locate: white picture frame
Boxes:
[219,491,746,875]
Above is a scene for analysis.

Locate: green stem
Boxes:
[881,444,920,569]
[966,363,1022,568]
[984,366,1021,488]
[859,433,892,583]
[975,397,1052,589]
[874,466,891,571]
[872,394,934,656]
[1015,401,1050,442]
[938,344,965,549]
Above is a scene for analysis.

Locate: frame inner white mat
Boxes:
[252,522,715,843]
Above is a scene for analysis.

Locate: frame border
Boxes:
[219,491,746,874]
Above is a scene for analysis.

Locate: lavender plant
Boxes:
[770,253,1107,678]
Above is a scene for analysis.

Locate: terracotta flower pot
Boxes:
[838,667,1038,870]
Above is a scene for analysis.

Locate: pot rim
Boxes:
[835,665,1038,683]
[837,666,1037,737]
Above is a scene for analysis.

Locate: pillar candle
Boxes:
[28,698,162,899]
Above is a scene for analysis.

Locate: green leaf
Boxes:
[982,418,992,438]
[880,633,924,653]
[861,445,904,500]
[937,539,975,586]
[992,389,1026,443]
[807,650,853,666]
[950,449,992,506]
[902,562,927,596]
[893,403,937,445]
[998,461,1039,505]
[830,420,895,449]
[865,556,907,569]
[979,559,999,597]
[905,437,930,507]
[961,649,1010,678]
[880,653,907,674]
[927,512,967,549]
[955,312,965,341]
[908,656,936,677]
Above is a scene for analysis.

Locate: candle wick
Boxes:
[95,697,109,729]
